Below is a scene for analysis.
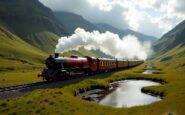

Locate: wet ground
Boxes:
[142,63,161,74]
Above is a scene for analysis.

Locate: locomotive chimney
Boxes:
[54,53,59,58]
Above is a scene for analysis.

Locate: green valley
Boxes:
[0,0,185,115]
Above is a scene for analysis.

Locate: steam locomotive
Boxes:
[38,53,144,81]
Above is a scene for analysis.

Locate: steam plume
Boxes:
[55,28,152,60]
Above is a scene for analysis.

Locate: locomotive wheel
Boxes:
[45,78,53,82]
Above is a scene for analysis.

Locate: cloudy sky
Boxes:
[39,0,185,38]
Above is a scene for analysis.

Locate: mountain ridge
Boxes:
[54,11,97,35]
[151,20,185,73]
[54,11,157,43]
[0,0,68,53]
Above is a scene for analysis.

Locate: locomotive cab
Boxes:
[38,54,90,81]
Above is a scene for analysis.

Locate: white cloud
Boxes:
[168,0,185,18]
[124,6,144,30]
[88,0,113,12]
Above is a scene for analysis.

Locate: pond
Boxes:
[99,80,161,108]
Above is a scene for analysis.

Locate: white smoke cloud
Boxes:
[55,28,152,60]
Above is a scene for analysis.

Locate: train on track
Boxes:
[38,53,144,81]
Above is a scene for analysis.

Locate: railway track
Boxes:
[0,81,47,92]
[0,65,141,93]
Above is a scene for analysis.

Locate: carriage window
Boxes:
[93,60,96,64]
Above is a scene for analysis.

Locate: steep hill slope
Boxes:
[153,20,185,57]
[0,0,67,53]
[152,20,185,73]
[95,23,157,43]
[0,24,47,71]
[25,32,60,54]
[54,11,97,35]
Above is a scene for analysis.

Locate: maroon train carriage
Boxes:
[85,56,98,74]
[128,60,144,67]
[116,59,129,69]
[38,54,144,81]
[98,58,117,72]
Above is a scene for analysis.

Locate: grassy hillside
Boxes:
[26,32,60,54]
[152,46,185,73]
[0,0,67,53]
[0,25,47,71]
[151,20,185,73]
[153,20,185,57]
[153,44,185,61]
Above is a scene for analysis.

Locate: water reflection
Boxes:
[99,80,161,108]
[142,70,159,74]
